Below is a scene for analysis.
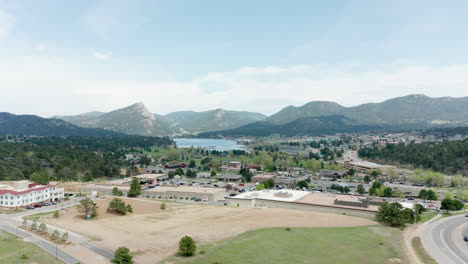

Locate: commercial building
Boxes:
[142,186,226,202]
[0,181,64,208]
[344,160,394,173]
[252,174,275,183]
[81,184,226,203]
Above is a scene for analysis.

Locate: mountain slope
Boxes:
[0,112,124,137]
[60,105,267,136]
[62,102,173,136]
[267,94,468,126]
[54,111,106,125]
[163,109,267,133]
[200,115,387,137]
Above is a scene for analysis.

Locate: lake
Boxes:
[174,138,245,151]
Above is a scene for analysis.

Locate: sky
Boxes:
[0,0,467,117]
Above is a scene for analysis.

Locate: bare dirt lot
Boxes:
[46,197,376,263]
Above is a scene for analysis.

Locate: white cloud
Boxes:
[0,9,13,39]
[93,51,112,61]
[0,58,467,117]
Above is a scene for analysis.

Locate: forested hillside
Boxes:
[358,139,468,175]
[0,136,172,182]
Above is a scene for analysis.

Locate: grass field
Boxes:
[161,226,405,264]
[411,237,437,264]
[0,230,63,264]
[23,211,56,221]
[418,211,438,223]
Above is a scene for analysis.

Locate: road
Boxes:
[0,224,81,264]
[0,197,114,263]
[422,214,468,264]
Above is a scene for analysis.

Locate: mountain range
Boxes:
[2,94,467,137]
[0,112,124,137]
[56,103,267,136]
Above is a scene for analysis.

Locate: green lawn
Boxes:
[0,230,63,264]
[418,211,438,223]
[161,226,405,264]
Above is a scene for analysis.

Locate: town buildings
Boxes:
[0,181,64,207]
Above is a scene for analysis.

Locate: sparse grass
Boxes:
[160,226,405,264]
[441,210,467,218]
[0,208,26,214]
[0,230,63,264]
[418,211,438,223]
[412,237,437,264]
[22,211,57,221]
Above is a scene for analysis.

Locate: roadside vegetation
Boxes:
[0,230,63,264]
[161,226,405,264]
[411,237,437,264]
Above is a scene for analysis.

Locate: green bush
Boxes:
[112,247,134,264]
[178,236,197,257]
[107,198,128,215]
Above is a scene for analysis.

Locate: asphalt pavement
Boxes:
[422,214,468,264]
[0,197,114,263]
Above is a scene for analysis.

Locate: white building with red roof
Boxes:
[0,181,64,207]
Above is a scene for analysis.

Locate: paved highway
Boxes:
[422,214,468,264]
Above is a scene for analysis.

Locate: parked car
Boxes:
[464,236,468,242]
[26,206,35,210]
[465,214,468,217]
[33,204,42,208]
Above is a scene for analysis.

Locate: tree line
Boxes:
[358,139,467,175]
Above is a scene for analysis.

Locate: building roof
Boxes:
[147,186,225,194]
[135,174,167,179]
[252,174,275,179]
[218,174,243,180]
[0,184,56,196]
[233,189,309,202]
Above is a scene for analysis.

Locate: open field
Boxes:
[0,230,63,264]
[45,197,376,263]
[161,226,406,264]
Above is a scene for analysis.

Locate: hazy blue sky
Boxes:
[0,0,467,116]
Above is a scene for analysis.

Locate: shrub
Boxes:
[19,254,28,259]
[178,236,197,256]
[39,222,47,233]
[62,232,69,243]
[199,250,206,254]
[160,202,166,210]
[285,227,291,231]
[112,247,134,264]
[112,187,123,196]
[51,230,60,241]
[126,204,133,213]
[31,221,37,231]
[107,198,128,215]
[53,211,59,218]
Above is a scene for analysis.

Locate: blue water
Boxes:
[174,138,245,151]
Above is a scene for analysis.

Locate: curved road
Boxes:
[422,214,468,264]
